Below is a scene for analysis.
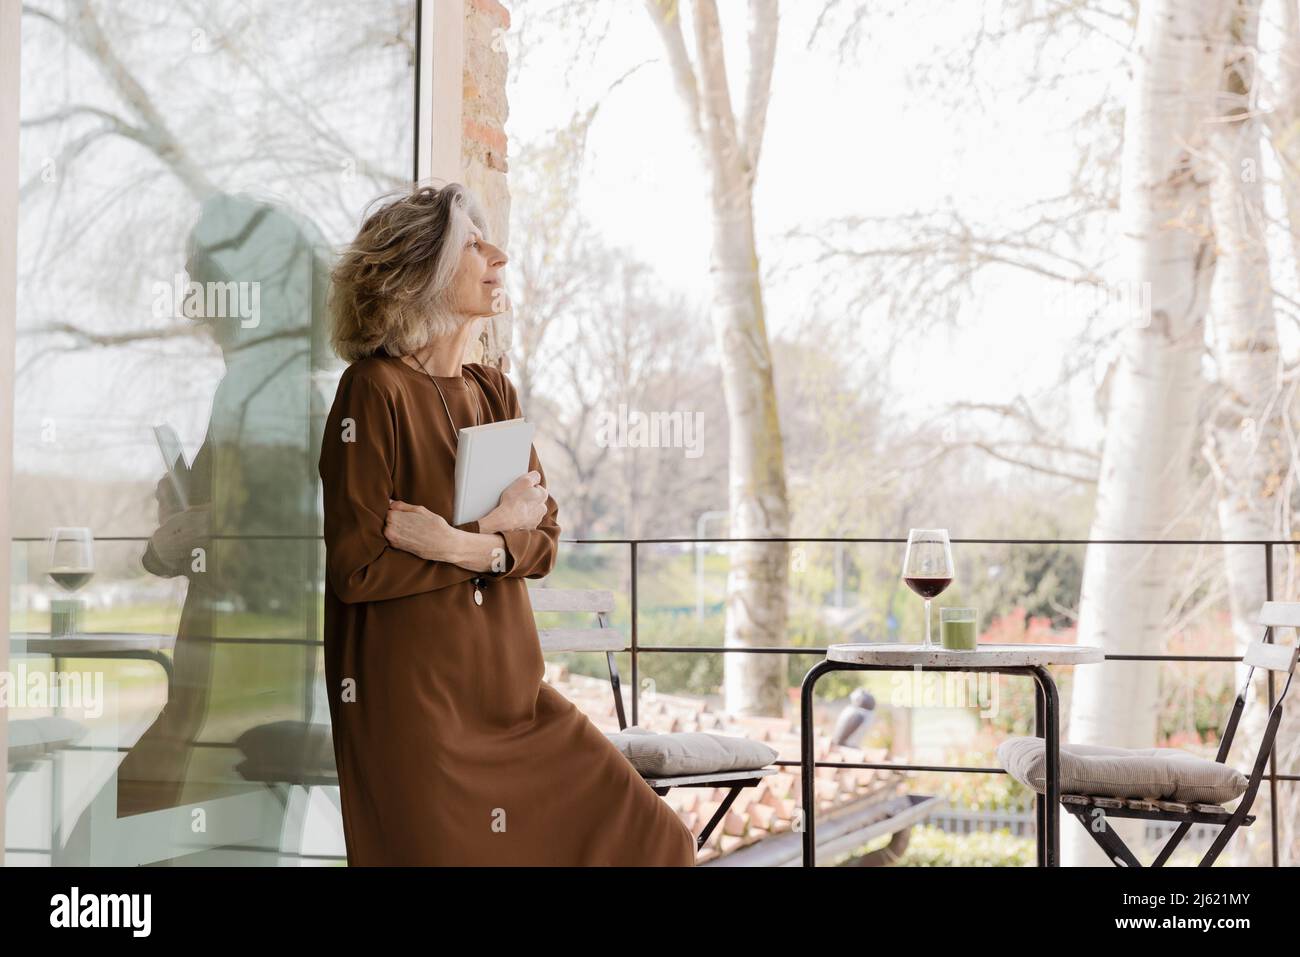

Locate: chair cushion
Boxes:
[996,736,1248,804]
[604,725,778,777]
[234,720,337,782]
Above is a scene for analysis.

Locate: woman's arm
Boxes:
[447,528,511,572]
[384,501,507,574]
[384,371,560,580]
[318,371,480,603]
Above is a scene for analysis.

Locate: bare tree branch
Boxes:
[740,0,778,176]
[643,0,704,144]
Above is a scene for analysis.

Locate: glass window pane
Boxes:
[9,0,417,865]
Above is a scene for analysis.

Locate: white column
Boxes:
[418,0,465,183]
[0,0,23,862]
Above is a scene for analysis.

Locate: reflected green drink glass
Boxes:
[940,607,978,650]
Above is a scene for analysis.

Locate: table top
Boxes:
[10,631,176,656]
[826,642,1104,667]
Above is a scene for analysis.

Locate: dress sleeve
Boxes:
[319,370,479,602]
[481,368,561,581]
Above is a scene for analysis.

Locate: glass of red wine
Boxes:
[48,526,94,636]
[902,528,954,648]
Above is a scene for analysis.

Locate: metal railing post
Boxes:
[1265,541,1279,868]
[630,540,638,728]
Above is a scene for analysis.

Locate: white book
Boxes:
[452,417,537,526]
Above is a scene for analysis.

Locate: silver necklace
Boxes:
[411,355,482,439]
[408,353,490,607]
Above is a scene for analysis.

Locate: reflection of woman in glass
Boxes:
[61,193,332,863]
[320,182,695,865]
[123,194,331,820]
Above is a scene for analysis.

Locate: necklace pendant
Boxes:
[474,586,483,606]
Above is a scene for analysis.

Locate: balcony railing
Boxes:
[9,532,1295,866]
[589,535,1295,868]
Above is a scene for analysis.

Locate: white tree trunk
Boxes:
[1205,1,1280,669]
[710,181,791,717]
[1202,0,1284,866]
[646,0,790,716]
[1067,0,1231,866]
[1272,0,1300,282]
[1241,0,1300,866]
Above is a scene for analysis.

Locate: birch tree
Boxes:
[1066,0,1233,866]
[644,0,790,716]
[1173,0,1296,866]
[1202,0,1283,670]
[1268,0,1300,864]
[1219,0,1300,863]
[1271,0,1300,283]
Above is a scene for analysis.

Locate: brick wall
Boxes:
[462,0,513,370]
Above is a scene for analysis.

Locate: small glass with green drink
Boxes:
[940,607,978,650]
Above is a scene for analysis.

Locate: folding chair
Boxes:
[530,587,777,851]
[1057,601,1299,867]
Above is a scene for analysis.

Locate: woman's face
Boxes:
[449,222,508,318]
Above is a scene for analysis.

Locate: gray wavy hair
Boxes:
[328,181,488,363]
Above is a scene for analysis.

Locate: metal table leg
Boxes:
[1031,665,1061,866]
[1033,676,1045,867]
[800,659,837,867]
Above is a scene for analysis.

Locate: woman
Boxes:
[319,182,697,866]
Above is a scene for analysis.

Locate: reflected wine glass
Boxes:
[901,528,954,648]
[48,526,94,636]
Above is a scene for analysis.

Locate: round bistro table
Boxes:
[800,642,1104,867]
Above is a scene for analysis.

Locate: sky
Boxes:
[504,0,1116,453]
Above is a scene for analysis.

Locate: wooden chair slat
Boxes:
[1243,638,1299,673]
[1257,601,1300,628]
[529,588,615,613]
[537,628,624,653]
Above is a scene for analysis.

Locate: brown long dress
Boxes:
[318,355,696,866]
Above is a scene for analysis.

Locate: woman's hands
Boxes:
[387,471,547,549]
[384,500,453,561]
[148,506,212,571]
[384,469,548,574]
[146,474,211,574]
[155,473,183,525]
[479,471,548,534]
[385,471,547,565]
